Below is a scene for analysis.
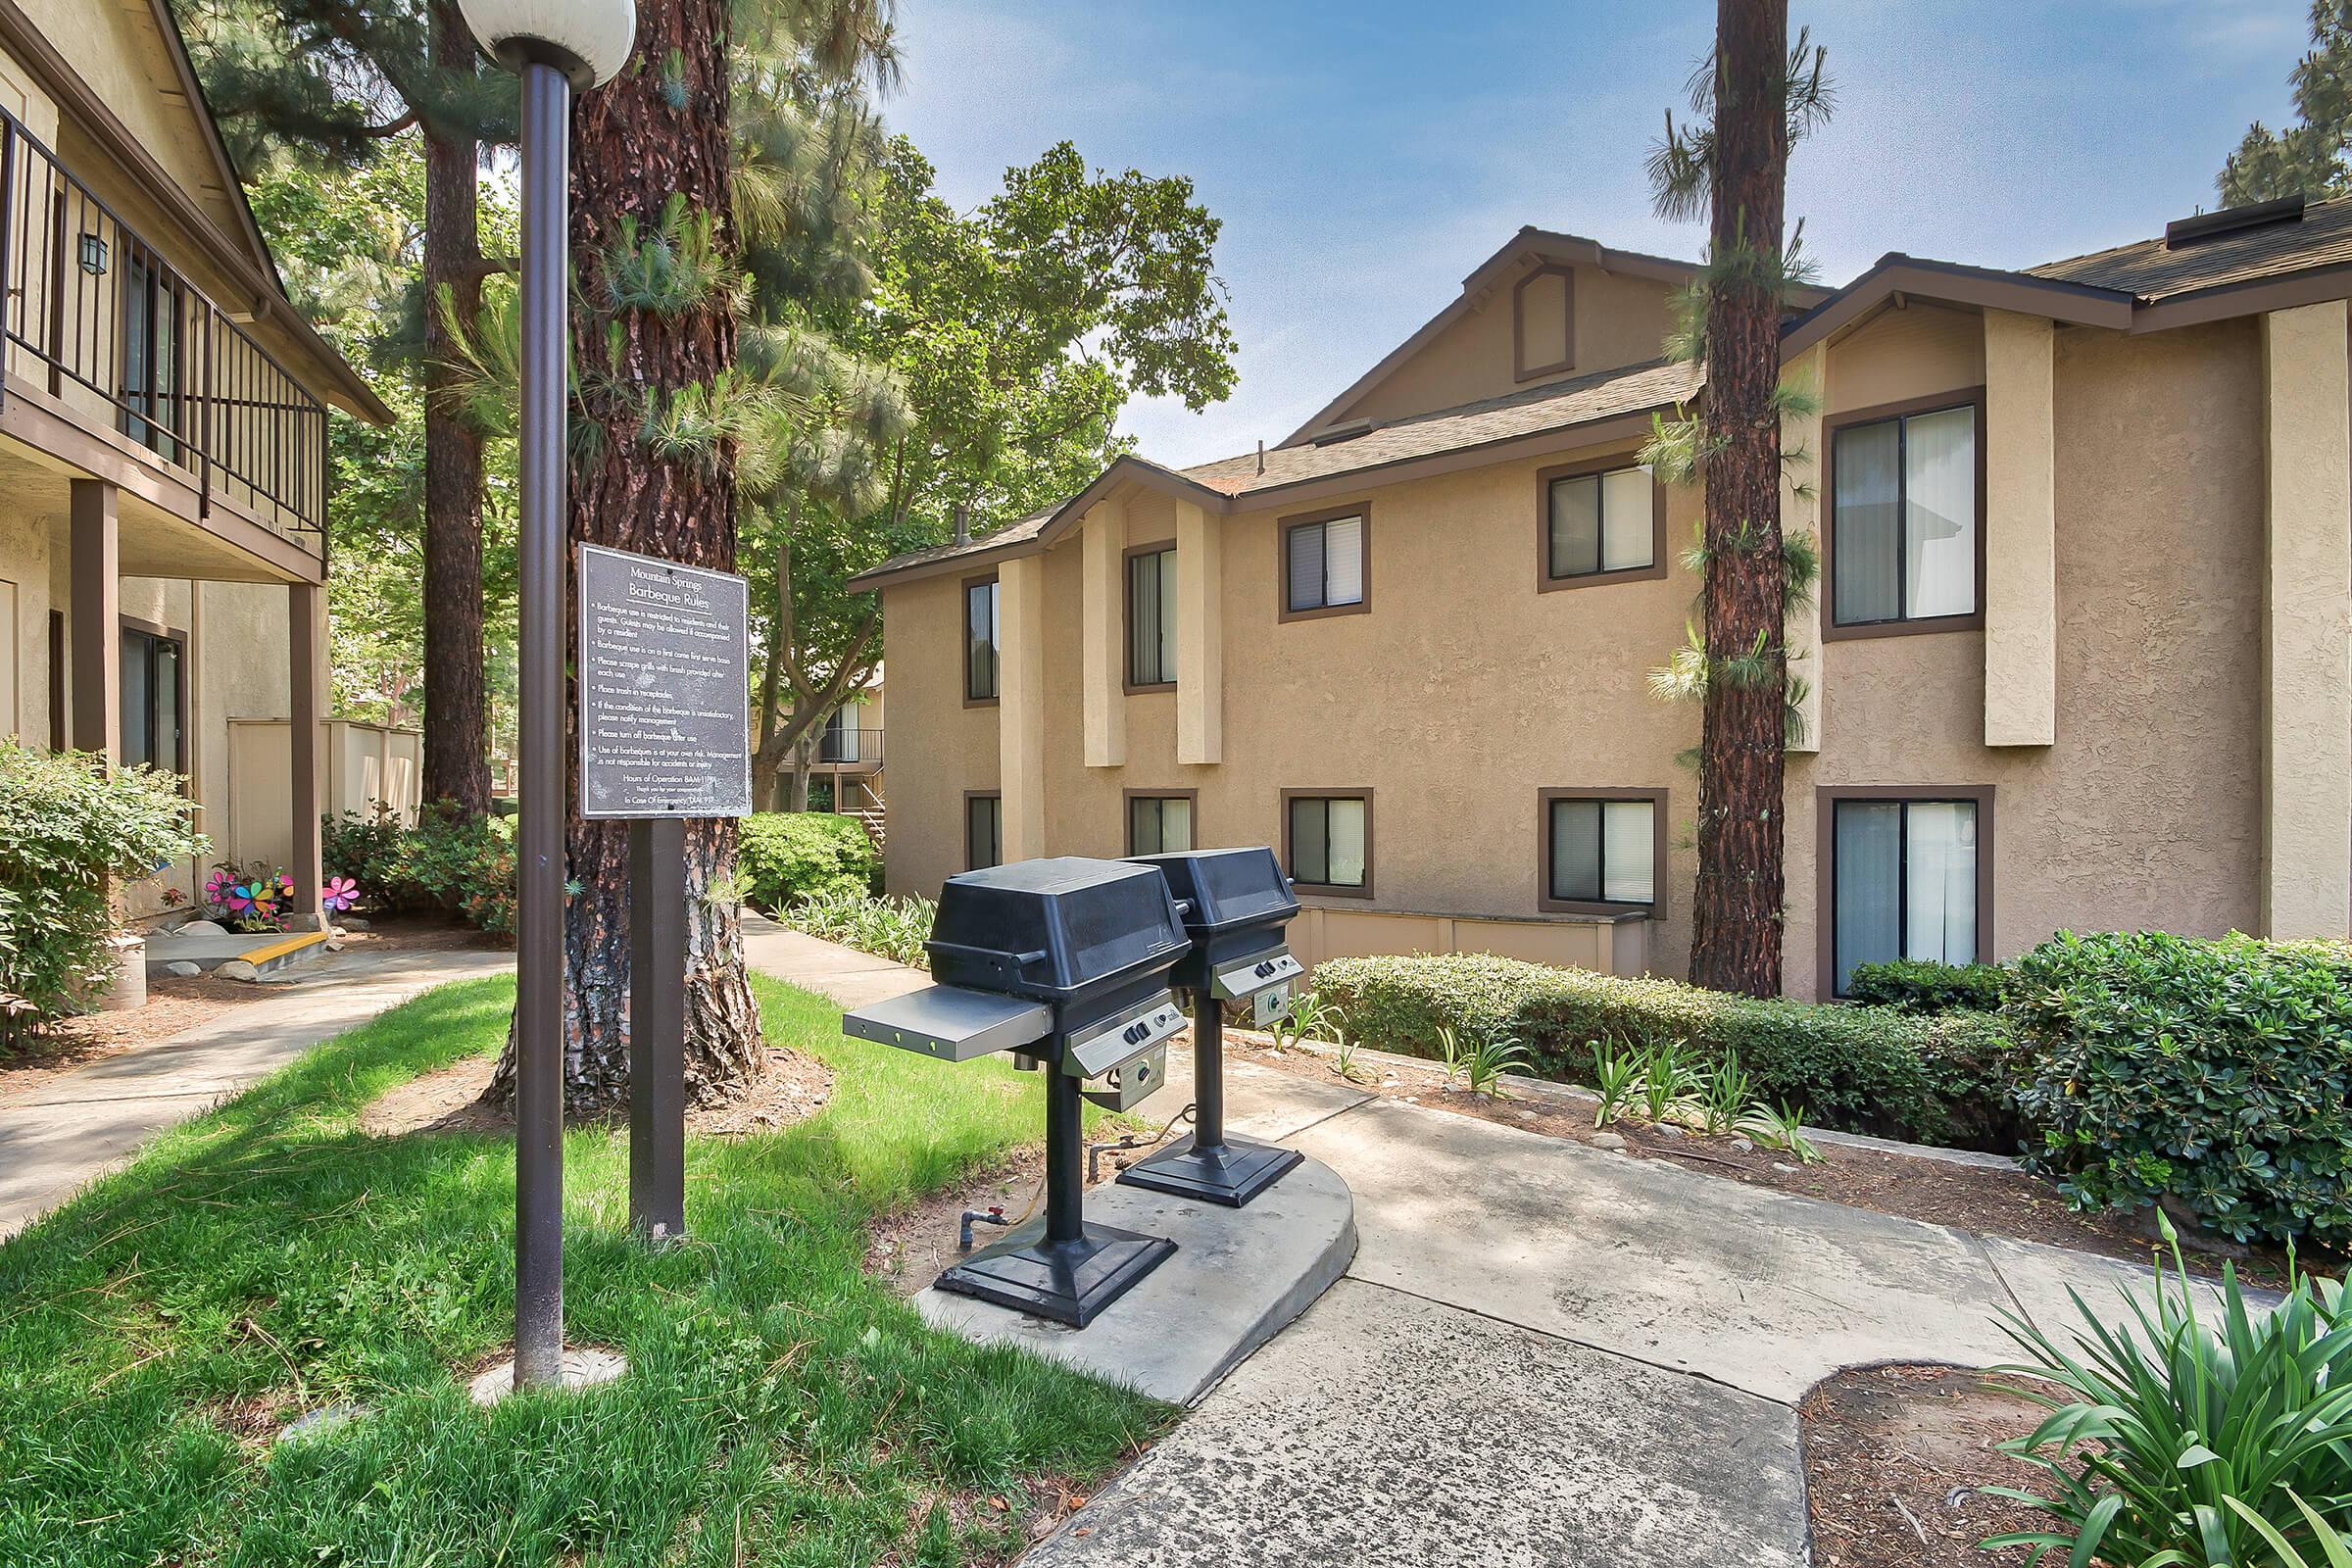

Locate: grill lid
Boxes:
[1128,847,1298,936]
[926,857,1188,1002]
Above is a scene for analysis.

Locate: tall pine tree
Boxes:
[2220,2,2352,204]
[1646,7,1831,997]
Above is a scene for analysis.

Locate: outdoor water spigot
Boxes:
[957,1205,1011,1250]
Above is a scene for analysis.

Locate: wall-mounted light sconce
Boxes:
[77,232,107,276]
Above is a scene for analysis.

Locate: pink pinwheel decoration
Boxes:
[321,876,360,913]
[205,868,233,904]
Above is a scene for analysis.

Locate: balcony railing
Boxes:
[816,727,883,766]
[0,108,328,557]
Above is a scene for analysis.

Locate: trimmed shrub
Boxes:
[340,805,516,939]
[1843,956,2009,1015]
[739,812,878,911]
[2009,929,2352,1248]
[1308,951,2020,1149]
[0,743,204,1029]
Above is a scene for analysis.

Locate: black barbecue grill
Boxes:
[840,858,1190,1326]
[1119,847,1306,1206]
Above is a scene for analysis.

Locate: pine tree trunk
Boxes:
[488,0,762,1116]
[1689,0,1789,999]
[418,1,491,815]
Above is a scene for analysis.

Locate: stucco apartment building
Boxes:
[855,199,2352,1002]
[0,0,397,916]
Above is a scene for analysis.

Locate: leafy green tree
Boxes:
[743,136,1237,808]
[1645,9,1832,998]
[173,0,514,812]
[2220,2,2352,204]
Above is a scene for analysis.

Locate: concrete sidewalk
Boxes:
[0,946,514,1240]
[745,921,2185,1567]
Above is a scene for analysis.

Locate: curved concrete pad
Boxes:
[914,1153,1355,1406]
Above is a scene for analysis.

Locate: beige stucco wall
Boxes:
[1338,261,1682,428]
[885,304,2304,997]
[1782,316,2268,996]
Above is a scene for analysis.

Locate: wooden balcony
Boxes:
[0,107,328,582]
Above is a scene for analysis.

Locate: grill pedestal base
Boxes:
[935,1220,1176,1328]
[1118,1133,1303,1208]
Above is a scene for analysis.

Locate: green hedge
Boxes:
[1308,952,2018,1150]
[1844,957,2010,1015]
[2009,930,2352,1248]
[739,812,878,910]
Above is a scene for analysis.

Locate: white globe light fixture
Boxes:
[458,0,636,1396]
[454,0,636,87]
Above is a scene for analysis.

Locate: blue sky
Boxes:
[884,1,2309,468]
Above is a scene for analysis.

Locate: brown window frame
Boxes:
[119,612,188,779]
[1814,784,1995,1001]
[1537,787,1667,915]
[1820,389,1988,641]
[1512,263,1576,382]
[963,790,1002,870]
[1123,788,1199,857]
[961,571,1000,707]
[1280,787,1374,899]
[1278,504,1372,623]
[1536,455,1668,593]
[1123,540,1178,693]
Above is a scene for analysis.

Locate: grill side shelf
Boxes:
[841,985,1053,1062]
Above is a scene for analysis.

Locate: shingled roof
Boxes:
[850,356,1697,587]
[2027,195,2352,300]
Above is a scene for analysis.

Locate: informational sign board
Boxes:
[577,543,752,819]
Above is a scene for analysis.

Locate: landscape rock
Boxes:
[163,961,202,978]
[1654,1123,1685,1139]
[1732,1137,1755,1153]
[175,920,227,937]
[340,915,370,930]
[217,959,260,982]
[1591,1132,1628,1152]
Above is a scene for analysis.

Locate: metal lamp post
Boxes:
[454,0,636,1392]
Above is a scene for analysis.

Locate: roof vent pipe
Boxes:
[1256,440,1265,475]
[953,505,970,546]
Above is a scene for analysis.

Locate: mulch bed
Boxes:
[358,1041,834,1138]
[1800,1364,2050,1567]
[1232,1029,2309,1284]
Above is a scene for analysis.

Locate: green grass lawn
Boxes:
[0,975,1167,1567]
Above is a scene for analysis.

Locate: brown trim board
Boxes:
[1813,784,1996,1001]
[1819,387,1988,642]
[1513,263,1576,382]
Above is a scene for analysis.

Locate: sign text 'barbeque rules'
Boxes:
[577,543,753,819]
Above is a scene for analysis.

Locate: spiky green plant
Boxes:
[1983,1216,2352,1566]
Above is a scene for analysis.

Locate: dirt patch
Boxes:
[860,1132,1171,1298]
[198,1388,300,1448]
[1801,1363,2049,1567]
[1235,1031,2310,1285]
[878,1473,1101,1565]
[359,1042,835,1138]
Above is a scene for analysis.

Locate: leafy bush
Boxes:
[1986,1218,2352,1566]
[779,888,934,968]
[1843,956,2009,1014]
[343,806,516,939]
[738,812,878,910]
[1309,951,2020,1149]
[0,743,203,1027]
[321,806,403,889]
[2009,930,2352,1248]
